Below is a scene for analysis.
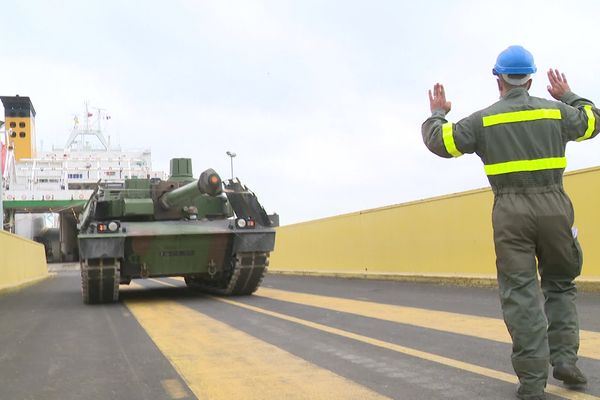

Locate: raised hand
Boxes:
[547,69,571,100]
[428,83,452,114]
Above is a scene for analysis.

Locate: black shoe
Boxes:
[553,363,587,385]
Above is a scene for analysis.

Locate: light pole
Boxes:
[226,151,236,180]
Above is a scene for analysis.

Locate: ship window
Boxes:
[68,173,83,179]
[9,122,16,128]
[19,132,26,138]
[19,122,26,128]
[105,171,116,176]
[10,131,16,137]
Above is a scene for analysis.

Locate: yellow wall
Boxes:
[0,230,48,292]
[270,166,600,279]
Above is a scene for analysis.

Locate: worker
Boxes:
[422,45,598,400]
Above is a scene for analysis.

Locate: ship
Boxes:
[0,95,164,262]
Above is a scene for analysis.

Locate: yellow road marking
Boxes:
[125,285,390,400]
[160,379,188,399]
[256,287,600,361]
[146,278,600,399]
[214,296,600,400]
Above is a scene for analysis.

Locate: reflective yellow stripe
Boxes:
[576,105,595,142]
[442,122,462,157]
[482,109,561,127]
[484,157,566,176]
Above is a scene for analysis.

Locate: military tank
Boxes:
[77,158,278,304]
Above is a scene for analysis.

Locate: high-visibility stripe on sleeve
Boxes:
[442,122,462,157]
[484,157,566,176]
[576,105,595,142]
[482,109,561,127]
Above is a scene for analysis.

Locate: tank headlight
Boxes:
[97,223,107,233]
[107,221,120,232]
[235,217,256,229]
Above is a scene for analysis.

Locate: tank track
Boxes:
[186,252,269,295]
[81,258,120,304]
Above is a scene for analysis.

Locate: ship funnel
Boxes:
[0,95,36,161]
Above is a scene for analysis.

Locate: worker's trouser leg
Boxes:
[493,190,582,394]
[493,193,549,394]
[535,191,582,366]
[541,277,579,365]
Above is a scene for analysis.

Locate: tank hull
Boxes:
[78,220,275,279]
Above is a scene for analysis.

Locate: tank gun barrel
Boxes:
[159,168,222,210]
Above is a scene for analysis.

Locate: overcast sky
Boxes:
[2,0,600,225]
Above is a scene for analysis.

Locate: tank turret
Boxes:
[77,158,277,304]
[159,168,222,210]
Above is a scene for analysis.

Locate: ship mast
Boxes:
[64,102,110,151]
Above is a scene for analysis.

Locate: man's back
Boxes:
[475,88,570,190]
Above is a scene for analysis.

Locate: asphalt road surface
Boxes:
[1,270,599,400]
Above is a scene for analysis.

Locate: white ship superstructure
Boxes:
[4,103,162,203]
[7,148,157,202]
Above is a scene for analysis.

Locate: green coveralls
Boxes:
[422,87,600,394]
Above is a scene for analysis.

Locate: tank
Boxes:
[77,158,278,304]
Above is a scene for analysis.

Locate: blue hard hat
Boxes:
[492,45,537,75]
